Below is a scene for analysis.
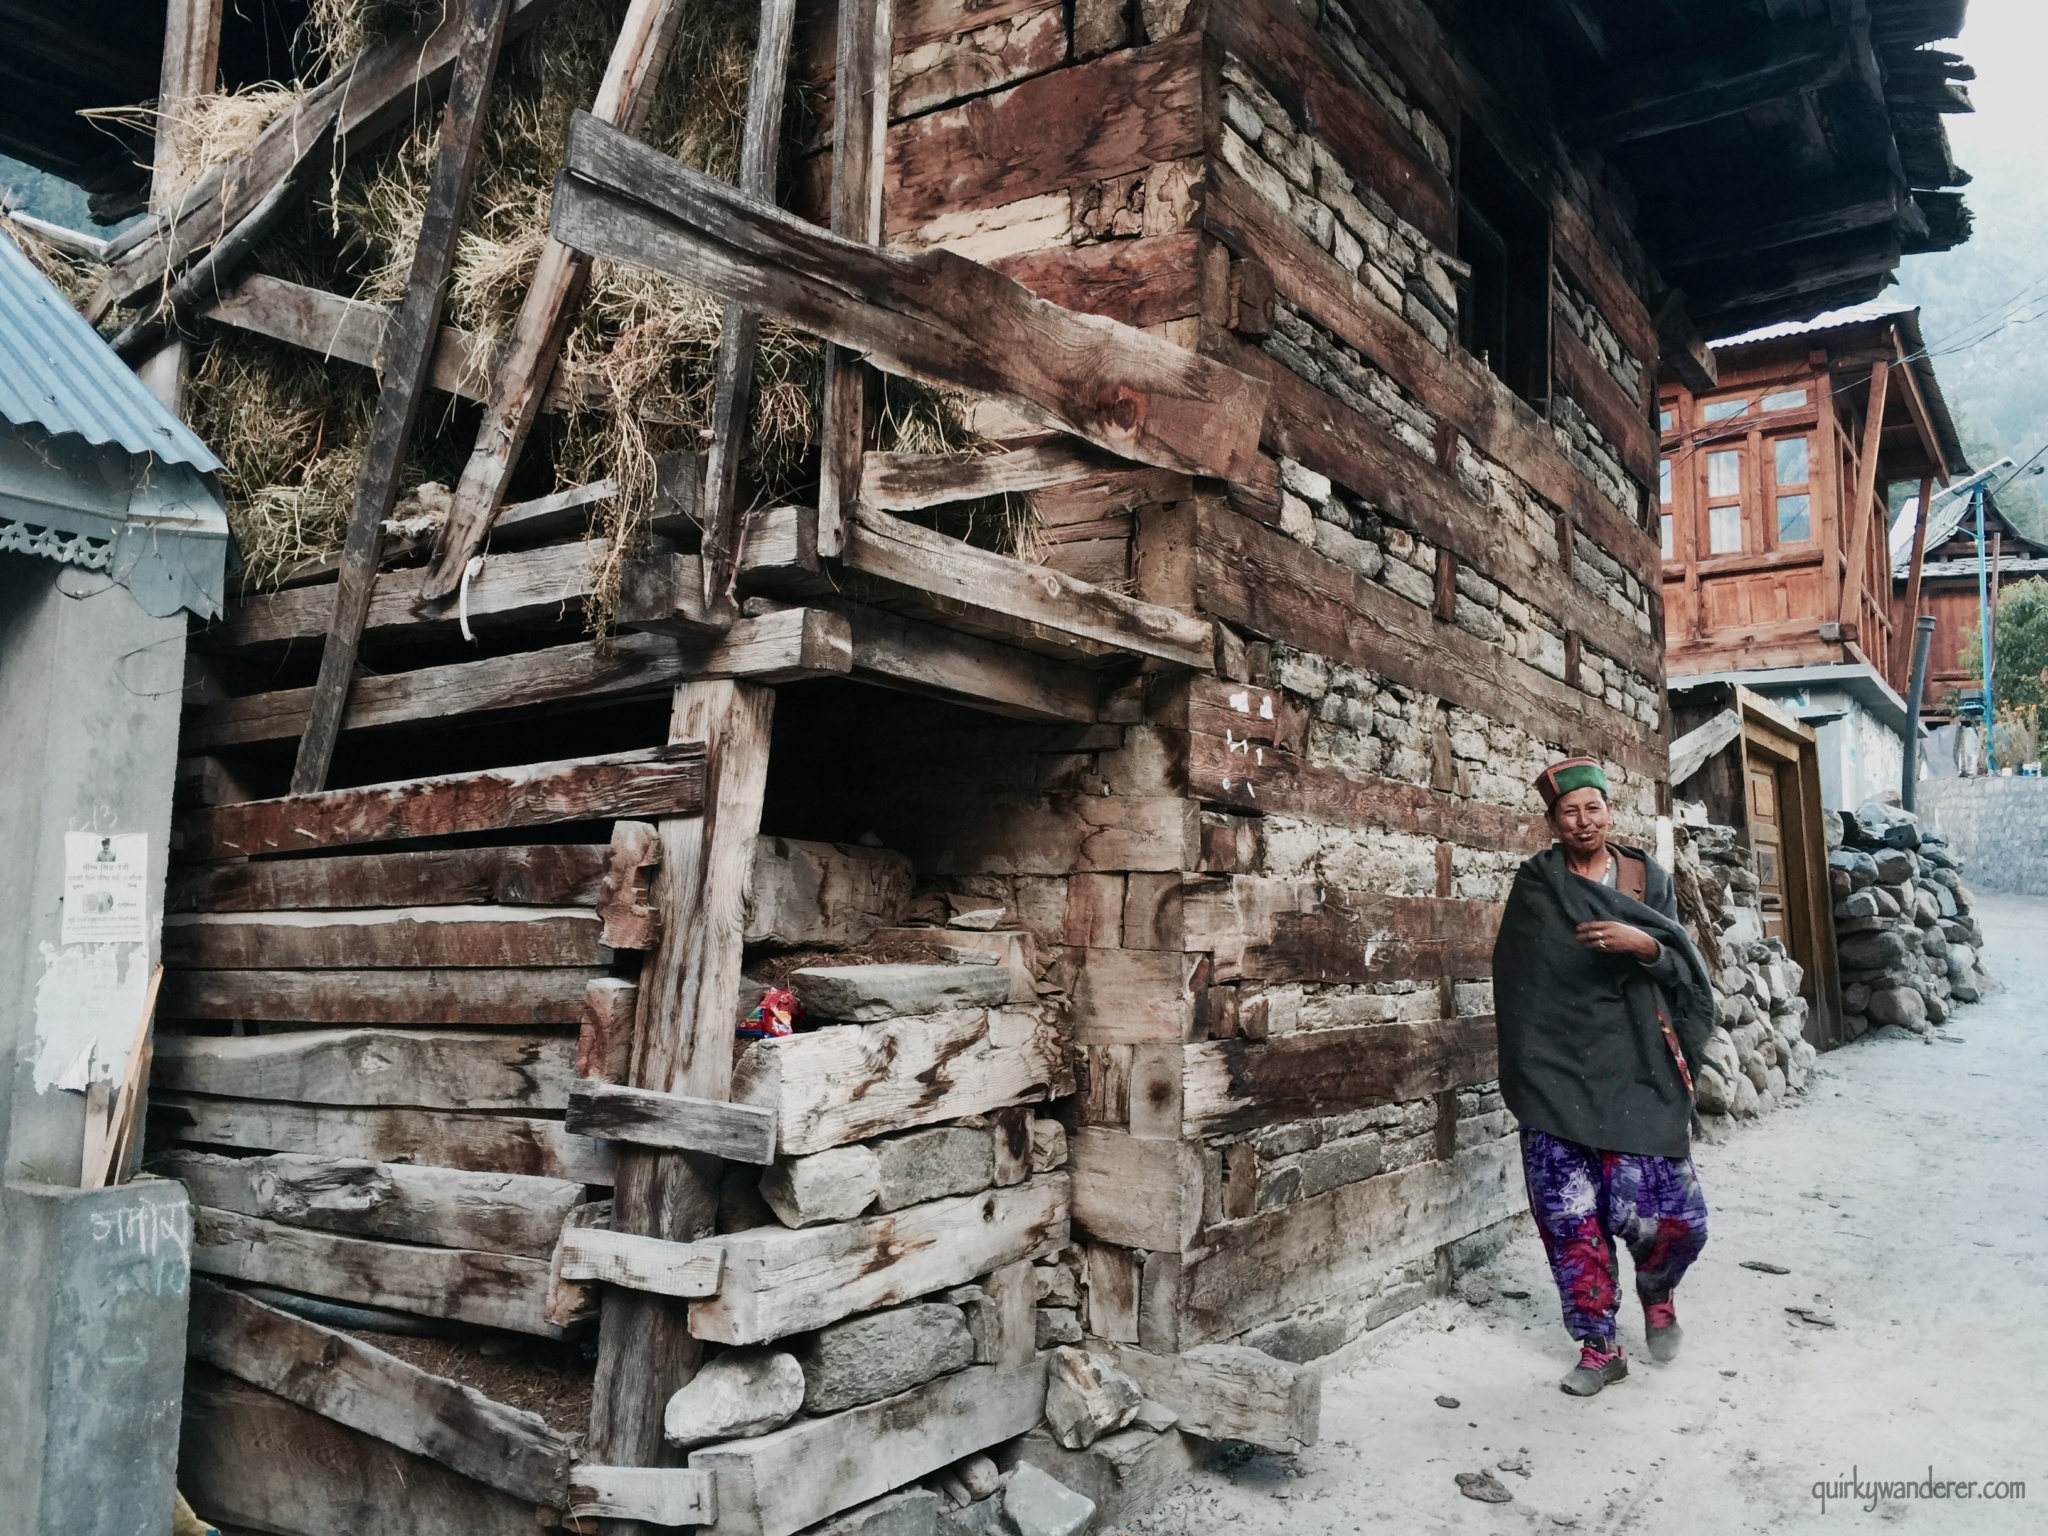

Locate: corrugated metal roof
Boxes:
[0,227,220,472]
[1708,299,1918,351]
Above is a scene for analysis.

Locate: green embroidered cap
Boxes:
[1536,756,1608,809]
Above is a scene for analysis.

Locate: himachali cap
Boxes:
[1535,756,1608,809]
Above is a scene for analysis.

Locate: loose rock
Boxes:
[1002,1463,1096,1536]
[1457,1469,1513,1503]
[663,1349,804,1447]
[1044,1347,1143,1450]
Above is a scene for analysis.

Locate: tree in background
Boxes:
[1960,577,2048,709]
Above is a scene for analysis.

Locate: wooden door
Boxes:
[1746,758,1788,944]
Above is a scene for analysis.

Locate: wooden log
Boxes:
[556,1228,725,1298]
[552,111,1266,484]
[991,232,1204,330]
[569,1466,719,1525]
[1180,1141,1520,1344]
[1069,1128,1200,1253]
[155,1094,617,1184]
[421,0,699,604]
[567,1081,778,1164]
[192,1206,566,1335]
[1839,360,1891,627]
[1177,1017,1498,1138]
[746,834,914,946]
[1082,1243,1140,1343]
[185,610,851,750]
[689,1175,1069,1345]
[1181,877,1500,985]
[859,441,1185,514]
[153,1029,578,1111]
[292,0,516,793]
[168,844,612,913]
[160,967,602,1025]
[731,1008,1068,1157]
[180,1371,540,1536]
[835,601,1106,724]
[157,1151,583,1257]
[579,977,641,1083]
[181,746,705,861]
[689,1361,1047,1536]
[1090,1341,1318,1453]
[1069,947,1192,1045]
[161,907,610,969]
[597,819,664,950]
[188,1278,574,1503]
[843,504,1212,669]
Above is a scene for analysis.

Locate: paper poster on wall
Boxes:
[62,832,149,945]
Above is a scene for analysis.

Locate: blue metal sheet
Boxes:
[0,228,221,472]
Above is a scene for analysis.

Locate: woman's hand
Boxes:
[1575,920,1659,961]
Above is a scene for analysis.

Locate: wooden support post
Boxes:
[698,0,800,610]
[587,681,773,1532]
[1836,360,1890,631]
[1895,473,1936,687]
[815,0,893,559]
[135,0,223,410]
[420,0,689,604]
[290,0,514,792]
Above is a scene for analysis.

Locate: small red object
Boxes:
[739,987,802,1039]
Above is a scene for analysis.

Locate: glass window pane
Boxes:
[1775,436,1809,487]
[1777,494,1812,543]
[1660,458,1673,504]
[1709,503,1743,554]
[1661,512,1674,560]
[1702,398,1750,422]
[1658,408,1674,432]
[1761,388,1809,412]
[1707,449,1742,499]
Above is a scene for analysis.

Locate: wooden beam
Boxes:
[1579,27,1849,143]
[568,1467,718,1525]
[156,1094,617,1184]
[556,1228,725,1297]
[183,609,851,750]
[158,1151,584,1257]
[551,112,1268,484]
[192,1206,569,1335]
[153,1028,577,1110]
[132,0,223,407]
[188,1279,575,1504]
[860,441,1187,512]
[160,967,604,1025]
[1090,1341,1318,1453]
[161,907,609,969]
[1896,473,1936,685]
[1839,360,1891,627]
[846,505,1213,669]
[292,0,515,793]
[168,843,613,912]
[567,1081,778,1163]
[817,0,895,559]
[181,746,704,860]
[1069,1128,1201,1252]
[1183,877,1500,985]
[689,1174,1069,1344]
[834,600,1106,723]
[421,0,696,605]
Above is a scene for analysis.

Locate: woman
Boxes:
[1492,757,1716,1396]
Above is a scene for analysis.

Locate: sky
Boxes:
[1891,0,2048,527]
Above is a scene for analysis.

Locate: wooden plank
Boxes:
[180,1371,539,1536]
[158,1150,582,1256]
[161,907,609,969]
[160,967,601,1025]
[1178,1017,1498,1138]
[1091,1341,1318,1453]
[1180,1141,1519,1345]
[156,1094,617,1184]
[556,1228,725,1297]
[188,1278,574,1503]
[214,537,604,651]
[690,1361,1045,1536]
[569,1467,718,1525]
[990,232,1203,330]
[731,1007,1067,1157]
[1182,877,1500,985]
[836,601,1107,724]
[153,1028,576,1110]
[422,0,698,603]
[689,1174,1069,1344]
[292,0,516,793]
[185,610,851,750]
[182,746,703,861]
[1069,1127,1200,1253]
[168,844,611,913]
[552,111,1267,484]
[1192,499,1661,776]
[847,505,1212,668]
[1839,361,1891,627]
[860,440,1187,514]
[192,1206,567,1335]
[566,1080,778,1163]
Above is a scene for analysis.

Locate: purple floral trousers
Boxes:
[1520,1128,1709,1342]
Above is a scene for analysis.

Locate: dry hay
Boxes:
[0,219,102,310]
[80,83,305,209]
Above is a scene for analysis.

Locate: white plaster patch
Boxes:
[32,942,148,1092]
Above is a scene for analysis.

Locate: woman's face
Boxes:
[1549,786,1611,856]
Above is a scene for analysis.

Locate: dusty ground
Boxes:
[1125,891,2047,1535]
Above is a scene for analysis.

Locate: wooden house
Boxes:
[1892,484,2048,718]
[2,0,1979,1531]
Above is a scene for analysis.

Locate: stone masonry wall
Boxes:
[1913,776,2048,895]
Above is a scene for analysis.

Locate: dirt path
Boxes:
[1125,891,2048,1535]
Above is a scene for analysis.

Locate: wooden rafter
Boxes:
[1837,360,1890,629]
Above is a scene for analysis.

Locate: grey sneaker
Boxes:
[1643,1297,1682,1363]
[1561,1339,1628,1396]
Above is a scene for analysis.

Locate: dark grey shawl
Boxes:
[1492,844,1716,1158]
